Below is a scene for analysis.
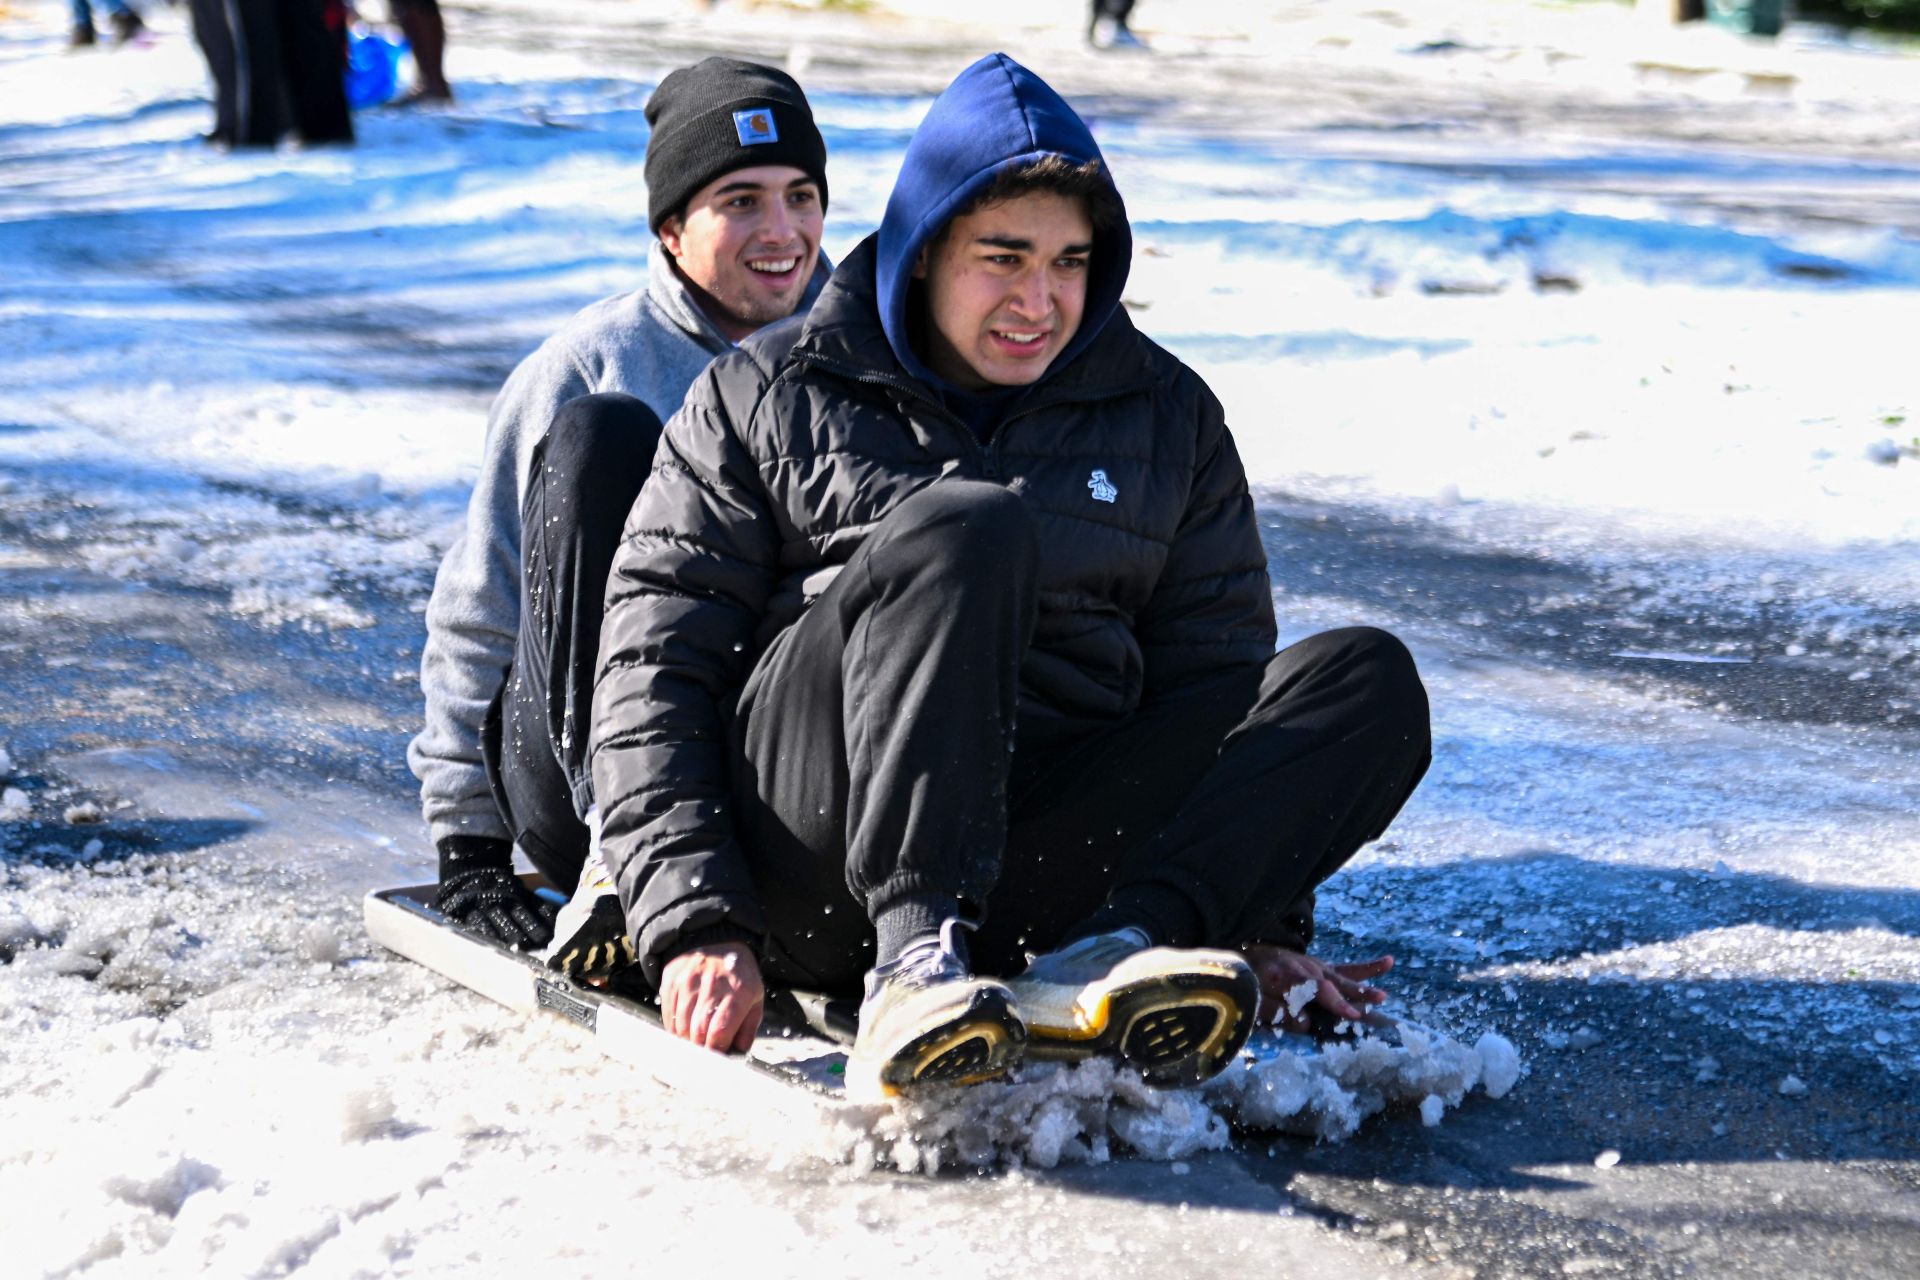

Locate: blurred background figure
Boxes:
[390,0,452,103]
[188,0,354,147]
[69,0,145,47]
[1088,0,1143,50]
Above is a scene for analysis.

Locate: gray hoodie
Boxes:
[408,240,831,848]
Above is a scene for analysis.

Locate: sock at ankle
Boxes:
[873,893,963,967]
[1072,881,1205,950]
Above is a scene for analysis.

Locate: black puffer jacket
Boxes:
[591,235,1278,979]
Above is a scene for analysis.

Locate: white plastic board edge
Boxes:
[363,886,847,1123]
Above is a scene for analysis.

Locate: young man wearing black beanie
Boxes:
[409,57,833,957]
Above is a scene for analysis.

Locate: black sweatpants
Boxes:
[730,481,1431,993]
[188,0,352,148]
[483,393,663,891]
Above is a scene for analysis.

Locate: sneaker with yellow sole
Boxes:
[1007,928,1257,1087]
[846,921,1027,1100]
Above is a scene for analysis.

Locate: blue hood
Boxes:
[876,53,1132,392]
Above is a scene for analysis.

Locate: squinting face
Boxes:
[915,191,1094,392]
[660,164,823,341]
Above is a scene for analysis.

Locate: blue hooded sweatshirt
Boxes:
[875,53,1134,410]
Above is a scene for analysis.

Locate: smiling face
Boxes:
[913,190,1094,391]
[659,164,824,341]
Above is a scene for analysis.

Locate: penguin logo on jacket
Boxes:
[1088,469,1118,503]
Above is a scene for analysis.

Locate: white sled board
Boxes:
[363,882,857,1121]
[366,883,1387,1130]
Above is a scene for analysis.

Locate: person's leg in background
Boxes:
[391,0,453,103]
[70,0,97,46]
[1088,0,1143,50]
[275,0,354,145]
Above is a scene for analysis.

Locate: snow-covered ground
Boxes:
[3,0,1919,1275]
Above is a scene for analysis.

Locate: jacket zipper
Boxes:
[792,353,991,476]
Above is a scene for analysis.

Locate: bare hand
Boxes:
[659,942,764,1053]
[1241,945,1393,1033]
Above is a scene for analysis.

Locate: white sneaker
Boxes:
[1007,929,1257,1086]
[845,920,1026,1101]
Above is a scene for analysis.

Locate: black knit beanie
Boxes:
[644,57,829,234]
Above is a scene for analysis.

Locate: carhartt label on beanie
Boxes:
[644,57,829,233]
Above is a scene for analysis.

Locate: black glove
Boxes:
[546,891,637,982]
[432,836,556,951]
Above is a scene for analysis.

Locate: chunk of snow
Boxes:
[826,1020,1522,1172]
[1,787,29,818]
[298,923,342,966]
[1284,979,1319,1018]
[0,909,44,953]
[1778,1074,1809,1097]
[65,801,107,825]
[1864,438,1902,466]
[1568,1027,1604,1051]
[0,744,12,776]
[102,1153,223,1218]
[1475,1033,1522,1098]
[336,1086,397,1142]
[1594,1149,1622,1169]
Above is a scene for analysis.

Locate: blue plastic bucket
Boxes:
[345,29,409,110]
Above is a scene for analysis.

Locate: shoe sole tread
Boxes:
[1013,951,1258,1086]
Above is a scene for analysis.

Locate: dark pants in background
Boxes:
[1089,0,1137,33]
[188,0,353,147]
[496,401,1431,990]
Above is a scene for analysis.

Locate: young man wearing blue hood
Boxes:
[590,55,1431,1096]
